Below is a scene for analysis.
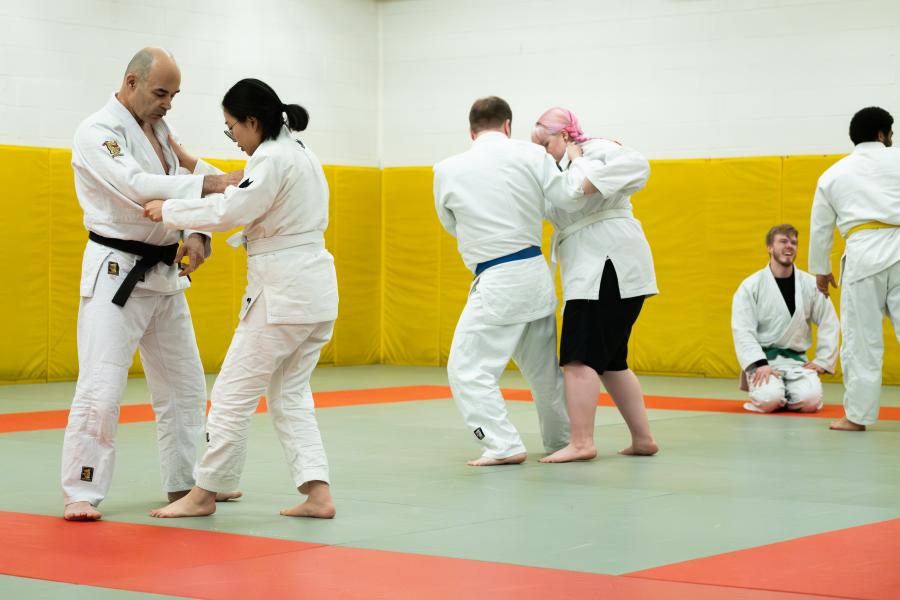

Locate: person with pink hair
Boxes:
[532,107,659,462]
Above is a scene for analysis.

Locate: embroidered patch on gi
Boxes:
[103,140,123,157]
[238,178,253,189]
[107,261,119,276]
[80,466,94,482]
[473,427,485,440]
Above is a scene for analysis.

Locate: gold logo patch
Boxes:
[80,466,94,482]
[107,261,119,276]
[103,140,122,157]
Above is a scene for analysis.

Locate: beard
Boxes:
[773,253,795,267]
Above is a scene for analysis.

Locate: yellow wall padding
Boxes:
[331,167,383,365]
[48,149,82,381]
[0,147,381,383]
[0,147,50,383]
[379,156,898,385]
[1,144,897,385]
[382,168,443,364]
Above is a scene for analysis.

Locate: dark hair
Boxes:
[222,78,309,141]
[469,96,512,133]
[766,224,798,246]
[849,106,893,145]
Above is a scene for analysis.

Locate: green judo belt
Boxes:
[761,346,806,362]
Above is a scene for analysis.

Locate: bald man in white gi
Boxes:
[732,224,839,413]
[433,96,591,466]
[809,106,900,431]
[62,47,241,520]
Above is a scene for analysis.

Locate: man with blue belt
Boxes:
[433,96,592,465]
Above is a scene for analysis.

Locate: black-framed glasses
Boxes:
[224,120,238,142]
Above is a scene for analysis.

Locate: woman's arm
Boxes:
[146,153,280,232]
[573,141,650,199]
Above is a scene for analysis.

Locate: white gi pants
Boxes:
[746,355,823,411]
[197,292,332,493]
[62,274,206,506]
[447,271,570,459]
[840,260,900,425]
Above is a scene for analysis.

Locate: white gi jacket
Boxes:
[547,139,657,301]
[434,132,587,270]
[731,266,839,373]
[162,127,338,325]
[72,93,207,298]
[433,132,586,324]
[809,142,900,284]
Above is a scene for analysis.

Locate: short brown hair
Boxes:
[766,224,799,246]
[469,96,512,133]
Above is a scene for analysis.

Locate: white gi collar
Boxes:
[852,141,886,155]
[471,131,507,146]
[106,93,176,175]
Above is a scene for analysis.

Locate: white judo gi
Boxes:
[62,94,210,506]
[548,139,657,302]
[433,131,587,459]
[809,141,900,425]
[732,266,839,410]
[162,126,338,492]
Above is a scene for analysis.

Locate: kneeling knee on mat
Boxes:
[791,396,822,413]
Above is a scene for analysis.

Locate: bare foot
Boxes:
[168,490,242,502]
[280,498,336,518]
[151,487,216,518]
[281,480,336,518]
[467,452,527,466]
[619,439,659,456]
[539,444,597,463]
[64,501,101,521]
[829,417,866,432]
[215,491,242,502]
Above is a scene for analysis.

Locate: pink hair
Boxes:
[533,107,592,143]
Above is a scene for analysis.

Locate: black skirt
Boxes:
[559,259,645,374]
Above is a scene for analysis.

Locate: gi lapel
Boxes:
[108,95,167,175]
[770,268,807,350]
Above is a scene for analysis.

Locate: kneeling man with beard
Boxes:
[731,224,840,413]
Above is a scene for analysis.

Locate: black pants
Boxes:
[559,260,645,374]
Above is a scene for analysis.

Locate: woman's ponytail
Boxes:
[283,104,309,132]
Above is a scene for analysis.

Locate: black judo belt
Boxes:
[88,232,179,307]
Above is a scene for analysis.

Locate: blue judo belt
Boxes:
[474,246,542,277]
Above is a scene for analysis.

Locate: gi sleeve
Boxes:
[731,283,766,371]
[573,144,651,199]
[808,182,837,276]
[540,152,587,212]
[74,122,203,204]
[433,165,457,238]
[161,153,279,232]
[809,286,839,373]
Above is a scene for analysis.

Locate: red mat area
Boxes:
[627,518,900,600]
[0,511,834,599]
[2,385,899,434]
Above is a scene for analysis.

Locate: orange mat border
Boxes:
[626,518,900,600]
[0,510,837,600]
[2,385,899,434]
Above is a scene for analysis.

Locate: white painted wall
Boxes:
[4,1,899,167]
[379,0,900,165]
[0,0,380,165]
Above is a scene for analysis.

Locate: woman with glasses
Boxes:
[144,78,338,519]
[531,107,658,463]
